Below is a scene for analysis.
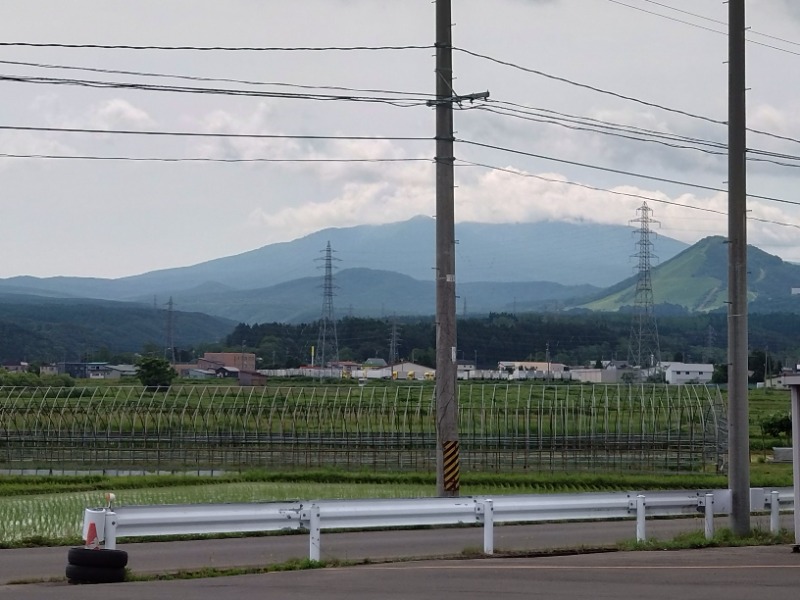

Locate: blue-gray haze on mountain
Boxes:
[0,215,687,299]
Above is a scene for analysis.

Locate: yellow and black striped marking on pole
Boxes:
[443,440,460,494]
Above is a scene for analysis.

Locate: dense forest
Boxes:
[227,311,800,379]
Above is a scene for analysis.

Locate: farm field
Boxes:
[0,382,728,473]
[0,382,794,546]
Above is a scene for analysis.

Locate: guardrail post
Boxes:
[770,490,780,534]
[636,495,646,542]
[704,493,714,540]
[309,505,321,562]
[482,499,494,555]
[104,511,119,550]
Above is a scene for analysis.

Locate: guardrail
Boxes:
[83,488,793,561]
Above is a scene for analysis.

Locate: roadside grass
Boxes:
[124,557,338,583]
[618,527,793,551]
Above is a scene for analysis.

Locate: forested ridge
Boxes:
[229,312,800,375]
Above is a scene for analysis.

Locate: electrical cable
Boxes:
[455,159,800,230]
[0,153,432,164]
[0,74,430,107]
[455,138,800,207]
[0,58,435,98]
[0,42,434,51]
[0,124,431,142]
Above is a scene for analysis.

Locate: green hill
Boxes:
[0,294,235,363]
[581,236,800,313]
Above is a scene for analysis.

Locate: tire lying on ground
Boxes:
[67,547,128,569]
[66,548,128,583]
[65,564,126,584]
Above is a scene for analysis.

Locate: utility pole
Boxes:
[164,296,176,364]
[430,0,488,497]
[728,0,750,536]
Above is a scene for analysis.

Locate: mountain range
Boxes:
[0,217,798,328]
[0,217,687,323]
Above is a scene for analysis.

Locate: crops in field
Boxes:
[0,481,439,543]
[0,383,726,474]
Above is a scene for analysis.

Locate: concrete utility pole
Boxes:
[433,0,459,498]
[431,0,488,497]
[727,0,750,536]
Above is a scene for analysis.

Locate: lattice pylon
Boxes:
[627,202,662,373]
[316,241,340,368]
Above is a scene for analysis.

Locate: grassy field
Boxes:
[0,463,793,547]
[0,382,794,546]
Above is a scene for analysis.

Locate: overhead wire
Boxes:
[0,74,430,107]
[0,153,432,164]
[606,0,800,57]
[455,159,800,230]
[0,42,434,51]
[462,101,800,168]
[455,138,800,207]
[0,124,431,142]
[453,46,800,147]
[0,58,435,98]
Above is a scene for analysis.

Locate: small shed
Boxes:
[238,370,268,386]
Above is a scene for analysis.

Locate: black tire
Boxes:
[65,563,126,584]
[67,547,128,569]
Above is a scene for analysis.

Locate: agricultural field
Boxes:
[0,382,727,474]
[0,382,795,546]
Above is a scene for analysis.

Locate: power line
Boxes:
[0,74,430,106]
[452,46,725,126]
[0,42,434,51]
[0,58,435,98]
[454,47,800,147]
[455,138,800,207]
[455,159,800,230]
[0,153,432,164]
[0,124,431,142]
[467,101,800,168]
[607,0,800,56]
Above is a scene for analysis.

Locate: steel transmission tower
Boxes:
[316,241,340,368]
[165,296,177,363]
[627,202,661,373]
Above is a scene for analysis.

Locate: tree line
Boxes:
[225,311,800,381]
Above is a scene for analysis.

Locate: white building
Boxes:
[663,362,714,385]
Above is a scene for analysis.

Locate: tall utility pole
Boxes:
[431,0,488,497]
[164,296,177,364]
[627,202,661,376]
[316,241,340,371]
[433,0,459,497]
[728,0,750,536]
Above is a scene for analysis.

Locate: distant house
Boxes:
[58,362,110,379]
[39,364,58,376]
[200,352,256,371]
[664,362,713,385]
[238,370,268,386]
[215,366,240,378]
[363,358,388,369]
[188,368,216,380]
[105,364,138,379]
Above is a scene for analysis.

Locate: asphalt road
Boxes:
[0,514,796,599]
[2,545,800,600]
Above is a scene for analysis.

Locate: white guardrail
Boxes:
[82,488,794,561]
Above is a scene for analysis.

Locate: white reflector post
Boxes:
[82,508,105,548]
[636,495,646,542]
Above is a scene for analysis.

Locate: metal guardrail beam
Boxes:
[85,487,794,560]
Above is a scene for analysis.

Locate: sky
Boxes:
[2,0,800,279]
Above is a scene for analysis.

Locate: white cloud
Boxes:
[89,99,155,130]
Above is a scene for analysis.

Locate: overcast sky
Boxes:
[1,0,800,279]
